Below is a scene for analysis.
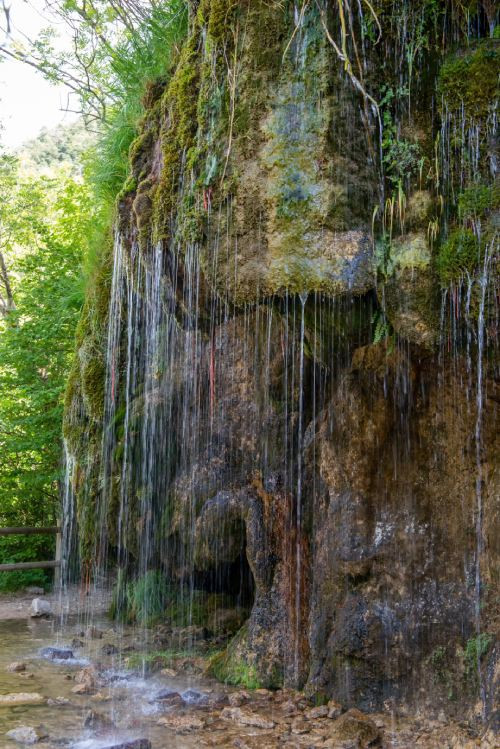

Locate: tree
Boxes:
[0,156,93,588]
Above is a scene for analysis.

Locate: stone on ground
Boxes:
[0,693,45,706]
[329,708,381,747]
[221,707,275,729]
[6,662,26,673]
[29,599,52,618]
[5,726,48,744]
[157,714,205,732]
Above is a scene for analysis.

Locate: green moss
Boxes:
[118,175,137,201]
[207,0,238,44]
[125,650,195,672]
[458,183,497,222]
[152,28,201,243]
[438,41,499,120]
[436,228,482,284]
[81,352,106,421]
[208,633,261,689]
[464,633,493,684]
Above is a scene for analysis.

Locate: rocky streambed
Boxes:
[0,614,496,749]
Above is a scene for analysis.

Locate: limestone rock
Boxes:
[40,647,73,661]
[85,625,103,639]
[228,690,250,707]
[160,668,176,677]
[7,662,27,673]
[221,707,276,729]
[5,726,48,745]
[327,700,343,720]
[305,704,329,719]
[0,693,45,706]
[83,709,114,730]
[382,232,437,348]
[157,714,205,732]
[154,690,183,707]
[329,709,380,748]
[29,599,52,618]
[98,741,150,749]
[47,697,71,706]
[75,665,98,691]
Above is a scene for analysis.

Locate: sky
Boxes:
[0,0,76,149]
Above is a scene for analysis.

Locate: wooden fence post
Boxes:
[54,529,62,587]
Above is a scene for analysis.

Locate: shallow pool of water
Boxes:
[0,617,211,749]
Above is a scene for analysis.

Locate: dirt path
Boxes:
[0,585,111,620]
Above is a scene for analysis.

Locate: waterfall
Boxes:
[59,0,498,722]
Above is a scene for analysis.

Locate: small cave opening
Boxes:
[193,543,255,611]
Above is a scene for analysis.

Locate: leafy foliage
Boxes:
[0,154,95,586]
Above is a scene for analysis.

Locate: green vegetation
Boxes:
[436,182,497,285]
[438,42,499,120]
[111,569,246,629]
[0,152,95,588]
[436,228,480,284]
[464,633,493,686]
[125,649,195,672]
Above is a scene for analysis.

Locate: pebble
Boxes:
[7,662,27,672]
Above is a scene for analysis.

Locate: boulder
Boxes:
[304,704,329,719]
[30,599,52,618]
[329,708,381,748]
[5,726,48,745]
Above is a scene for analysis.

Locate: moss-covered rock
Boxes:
[438,41,499,121]
[382,232,438,348]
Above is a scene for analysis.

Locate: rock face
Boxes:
[64,0,499,724]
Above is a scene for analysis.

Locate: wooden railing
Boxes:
[0,526,61,581]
